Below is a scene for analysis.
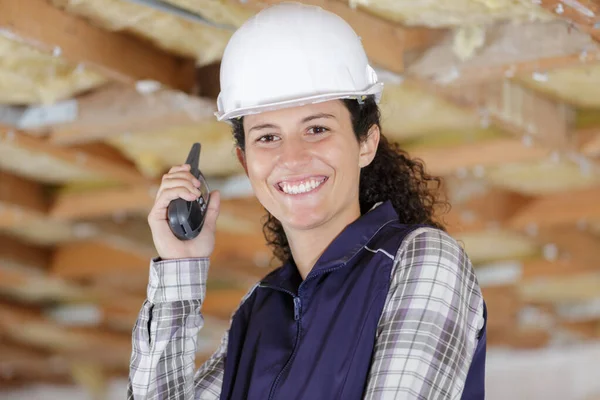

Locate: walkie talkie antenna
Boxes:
[186,143,201,178]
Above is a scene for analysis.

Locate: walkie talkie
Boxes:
[167,143,210,240]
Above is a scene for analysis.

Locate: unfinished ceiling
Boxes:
[1,0,600,395]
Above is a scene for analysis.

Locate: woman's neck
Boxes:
[285,202,361,280]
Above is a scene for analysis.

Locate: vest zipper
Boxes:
[260,263,348,399]
[259,283,302,400]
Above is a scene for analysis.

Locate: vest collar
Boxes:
[260,200,398,290]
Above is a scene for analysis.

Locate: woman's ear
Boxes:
[358,124,380,168]
[236,147,248,175]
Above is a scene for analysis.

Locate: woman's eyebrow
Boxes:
[301,113,336,123]
[248,123,278,134]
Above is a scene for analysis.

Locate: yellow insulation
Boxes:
[106,121,241,178]
[51,0,233,66]
[0,34,107,105]
[519,64,600,109]
[349,0,554,27]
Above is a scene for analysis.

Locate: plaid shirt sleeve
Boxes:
[127,257,239,400]
[364,227,485,400]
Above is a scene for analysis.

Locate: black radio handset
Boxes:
[167,143,210,241]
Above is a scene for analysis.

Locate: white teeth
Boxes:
[280,178,324,194]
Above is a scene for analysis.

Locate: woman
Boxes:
[128,3,486,400]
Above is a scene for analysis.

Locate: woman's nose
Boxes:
[278,138,311,169]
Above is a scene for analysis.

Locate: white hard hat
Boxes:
[215,2,384,121]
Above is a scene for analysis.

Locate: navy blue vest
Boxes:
[221,201,486,400]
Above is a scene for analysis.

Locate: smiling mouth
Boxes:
[276,177,328,195]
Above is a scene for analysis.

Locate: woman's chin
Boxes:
[277,208,328,231]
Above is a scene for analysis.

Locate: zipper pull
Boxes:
[293,297,302,321]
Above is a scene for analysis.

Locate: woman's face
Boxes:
[240,100,379,232]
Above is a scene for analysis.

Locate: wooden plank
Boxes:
[0,303,132,369]
[579,129,600,156]
[443,187,531,235]
[559,319,600,339]
[521,258,599,280]
[0,343,72,381]
[535,226,600,268]
[49,85,217,145]
[407,20,600,84]
[509,186,600,229]
[0,128,145,184]
[487,327,551,349]
[0,0,195,91]
[0,233,50,270]
[481,285,520,330]
[0,171,48,219]
[443,79,575,148]
[50,241,149,280]
[411,136,553,177]
[539,0,600,41]
[50,184,156,220]
[519,272,600,303]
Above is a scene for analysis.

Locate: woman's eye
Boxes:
[307,126,329,135]
[257,134,278,143]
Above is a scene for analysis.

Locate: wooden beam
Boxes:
[411,136,553,177]
[0,303,132,369]
[0,343,72,381]
[559,319,600,339]
[519,272,600,303]
[443,79,575,148]
[0,233,50,270]
[442,186,531,235]
[407,20,600,84]
[509,186,600,229]
[0,128,145,184]
[539,0,600,41]
[534,226,600,268]
[50,184,264,234]
[579,129,600,157]
[481,285,520,330]
[521,258,600,280]
[487,326,551,349]
[0,171,48,228]
[50,184,156,220]
[0,0,195,91]
[49,85,217,145]
[50,240,149,280]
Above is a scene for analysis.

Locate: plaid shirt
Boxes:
[128,227,484,399]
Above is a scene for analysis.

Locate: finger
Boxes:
[162,171,202,187]
[149,186,199,220]
[168,164,191,174]
[156,177,201,200]
[201,190,221,233]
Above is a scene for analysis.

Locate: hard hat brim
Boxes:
[215,82,384,122]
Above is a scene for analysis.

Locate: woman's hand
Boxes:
[147,163,220,260]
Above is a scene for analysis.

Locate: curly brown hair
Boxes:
[231,97,449,263]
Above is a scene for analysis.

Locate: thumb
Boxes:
[203,190,221,232]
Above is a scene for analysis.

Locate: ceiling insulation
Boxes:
[348,0,554,27]
[164,0,253,27]
[408,20,599,82]
[486,158,600,195]
[0,140,105,183]
[0,219,80,246]
[379,81,481,139]
[0,34,107,105]
[51,0,233,66]
[106,121,241,178]
[519,64,600,109]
